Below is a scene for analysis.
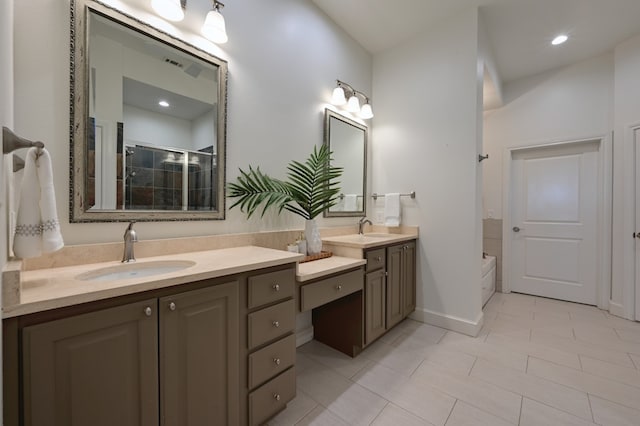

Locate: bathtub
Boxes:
[481,255,496,307]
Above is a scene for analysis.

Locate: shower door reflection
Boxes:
[124,144,215,210]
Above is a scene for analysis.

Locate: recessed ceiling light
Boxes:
[159,100,170,107]
[551,34,568,46]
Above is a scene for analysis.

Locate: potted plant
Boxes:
[227,145,342,255]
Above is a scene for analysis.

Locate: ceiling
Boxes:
[312,0,640,83]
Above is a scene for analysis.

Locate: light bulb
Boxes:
[151,0,184,22]
[202,9,228,44]
[551,34,568,45]
[331,87,347,106]
[360,103,373,119]
[346,95,360,113]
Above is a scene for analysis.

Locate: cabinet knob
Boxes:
[335,285,342,291]
[144,307,152,317]
[273,393,281,401]
[376,256,382,262]
[273,358,281,365]
[272,283,280,292]
[272,321,280,328]
[169,302,176,311]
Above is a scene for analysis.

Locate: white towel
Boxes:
[13,148,64,258]
[344,194,358,211]
[384,193,401,227]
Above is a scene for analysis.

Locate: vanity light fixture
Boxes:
[151,0,184,22]
[331,80,374,120]
[201,0,228,44]
[158,100,170,107]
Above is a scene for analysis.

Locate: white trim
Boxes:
[295,325,314,347]
[609,300,626,319]
[410,308,484,337]
[501,135,612,311]
[631,123,640,321]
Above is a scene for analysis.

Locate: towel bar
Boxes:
[338,194,364,199]
[371,191,416,201]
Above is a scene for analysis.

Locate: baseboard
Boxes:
[410,308,484,337]
[608,300,631,320]
[296,325,314,347]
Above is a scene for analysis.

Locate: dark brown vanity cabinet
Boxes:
[17,282,240,426]
[364,240,417,346]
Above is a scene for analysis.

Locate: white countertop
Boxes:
[4,246,303,318]
[296,256,366,282]
[321,232,417,249]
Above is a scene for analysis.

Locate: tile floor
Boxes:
[268,292,640,426]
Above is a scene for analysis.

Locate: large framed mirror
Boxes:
[323,109,367,217]
[70,0,227,222]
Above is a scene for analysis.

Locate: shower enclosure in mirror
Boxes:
[323,109,368,217]
[70,0,227,221]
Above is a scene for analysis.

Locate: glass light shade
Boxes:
[551,34,568,45]
[202,9,228,44]
[331,87,347,106]
[359,103,374,119]
[151,0,184,22]
[346,95,360,113]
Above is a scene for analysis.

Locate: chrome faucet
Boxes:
[122,222,138,263]
[358,217,372,235]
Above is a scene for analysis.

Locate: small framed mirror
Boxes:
[323,109,367,217]
[70,0,228,221]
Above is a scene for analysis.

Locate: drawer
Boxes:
[248,334,296,389]
[248,299,295,350]
[365,248,386,272]
[248,268,295,309]
[300,269,363,312]
[249,367,296,426]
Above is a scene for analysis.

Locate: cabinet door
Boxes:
[365,269,386,345]
[23,299,159,426]
[160,281,239,426]
[402,242,417,317]
[386,245,404,329]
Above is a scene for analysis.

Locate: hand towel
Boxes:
[384,193,401,227]
[344,194,358,211]
[13,148,64,258]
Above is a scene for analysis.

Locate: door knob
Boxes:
[513,226,521,232]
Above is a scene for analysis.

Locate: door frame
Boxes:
[632,123,640,321]
[501,135,612,310]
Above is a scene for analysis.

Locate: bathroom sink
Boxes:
[76,260,196,282]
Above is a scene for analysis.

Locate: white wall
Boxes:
[371,8,483,334]
[0,0,14,416]
[613,34,640,319]
[13,0,371,244]
[483,53,614,220]
[123,104,193,150]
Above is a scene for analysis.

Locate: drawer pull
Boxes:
[274,393,281,401]
[168,302,176,311]
[273,357,281,365]
[335,285,342,291]
[144,307,152,317]
[272,283,280,292]
[272,321,280,328]
[376,256,382,262]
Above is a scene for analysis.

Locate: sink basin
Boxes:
[77,260,196,282]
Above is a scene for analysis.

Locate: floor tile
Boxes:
[527,356,640,410]
[519,397,596,426]
[629,353,640,369]
[470,358,592,420]
[371,403,434,426]
[295,405,349,426]
[393,335,477,375]
[444,400,515,426]
[579,355,640,389]
[589,394,640,426]
[615,328,640,344]
[486,331,582,369]
[413,361,522,424]
[360,339,427,375]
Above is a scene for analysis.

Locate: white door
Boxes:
[511,141,599,305]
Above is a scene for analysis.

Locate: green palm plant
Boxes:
[228,144,343,220]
